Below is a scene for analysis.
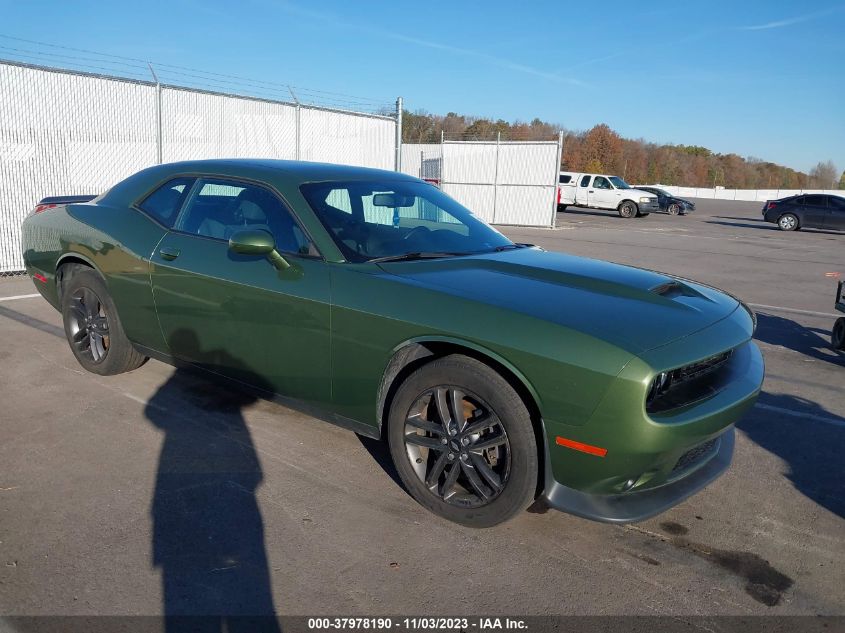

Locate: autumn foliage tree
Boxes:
[402,110,819,189]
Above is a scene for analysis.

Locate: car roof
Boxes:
[101,159,419,209]
[157,158,414,183]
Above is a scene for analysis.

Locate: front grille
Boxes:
[672,437,719,474]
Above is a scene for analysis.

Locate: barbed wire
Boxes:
[0,33,397,114]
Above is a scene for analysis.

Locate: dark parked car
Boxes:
[21,159,764,527]
[762,194,845,231]
[635,186,695,215]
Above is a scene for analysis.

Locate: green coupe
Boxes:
[21,159,764,527]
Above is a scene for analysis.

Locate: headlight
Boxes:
[639,197,652,203]
[646,371,672,405]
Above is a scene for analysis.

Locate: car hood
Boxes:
[624,188,657,199]
[379,248,739,354]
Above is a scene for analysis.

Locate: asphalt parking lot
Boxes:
[0,198,843,619]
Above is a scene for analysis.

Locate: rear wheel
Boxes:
[618,201,637,218]
[557,204,568,212]
[60,266,147,375]
[778,213,799,231]
[832,318,845,351]
[387,355,538,527]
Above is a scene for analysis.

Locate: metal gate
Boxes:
[401,137,562,227]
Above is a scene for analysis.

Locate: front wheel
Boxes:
[61,266,147,376]
[833,317,845,351]
[668,203,681,215]
[387,355,538,527]
[618,201,638,218]
[778,213,799,231]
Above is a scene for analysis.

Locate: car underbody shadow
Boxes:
[355,434,408,494]
[706,219,844,236]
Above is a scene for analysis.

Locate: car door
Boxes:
[150,176,332,407]
[802,195,828,228]
[590,176,620,209]
[824,195,845,230]
[576,174,592,205]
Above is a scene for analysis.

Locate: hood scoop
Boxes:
[650,280,697,299]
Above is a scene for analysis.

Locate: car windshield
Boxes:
[300,180,514,262]
[608,176,632,189]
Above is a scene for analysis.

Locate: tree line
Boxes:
[402,110,844,190]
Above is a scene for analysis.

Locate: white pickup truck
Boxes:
[557,172,659,218]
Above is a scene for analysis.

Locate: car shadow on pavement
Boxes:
[711,216,767,223]
[739,392,845,519]
[706,219,844,236]
[144,329,281,632]
[754,312,844,367]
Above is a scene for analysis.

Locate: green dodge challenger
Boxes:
[21,159,764,527]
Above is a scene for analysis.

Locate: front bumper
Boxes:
[539,306,763,523]
[640,200,661,212]
[543,427,734,522]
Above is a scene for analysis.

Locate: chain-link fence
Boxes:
[0,59,398,274]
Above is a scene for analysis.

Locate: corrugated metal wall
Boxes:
[0,61,396,272]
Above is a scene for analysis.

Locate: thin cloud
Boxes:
[270,0,585,87]
[739,5,845,30]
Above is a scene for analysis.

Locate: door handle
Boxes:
[159,246,181,261]
[588,190,594,193]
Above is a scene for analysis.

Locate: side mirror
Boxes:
[228,229,290,270]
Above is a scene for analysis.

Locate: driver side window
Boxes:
[594,177,611,190]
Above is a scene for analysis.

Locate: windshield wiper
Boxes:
[367,251,471,264]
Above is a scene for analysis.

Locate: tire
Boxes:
[60,266,147,376]
[833,317,845,351]
[618,201,638,218]
[667,203,681,215]
[777,213,799,231]
[557,204,568,212]
[387,354,538,528]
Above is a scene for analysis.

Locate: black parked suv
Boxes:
[635,186,695,215]
[763,194,845,231]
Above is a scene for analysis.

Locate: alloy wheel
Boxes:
[66,287,110,363]
[779,215,797,230]
[403,386,511,508]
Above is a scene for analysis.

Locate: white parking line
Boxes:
[755,403,845,428]
[0,293,40,303]
[748,303,840,319]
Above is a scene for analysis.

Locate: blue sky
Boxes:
[2,0,844,173]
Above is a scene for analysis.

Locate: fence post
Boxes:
[287,86,301,161]
[295,104,301,160]
[492,132,501,224]
[395,96,403,172]
[551,130,563,228]
[148,62,162,164]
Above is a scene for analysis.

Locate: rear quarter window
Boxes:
[137,177,195,227]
